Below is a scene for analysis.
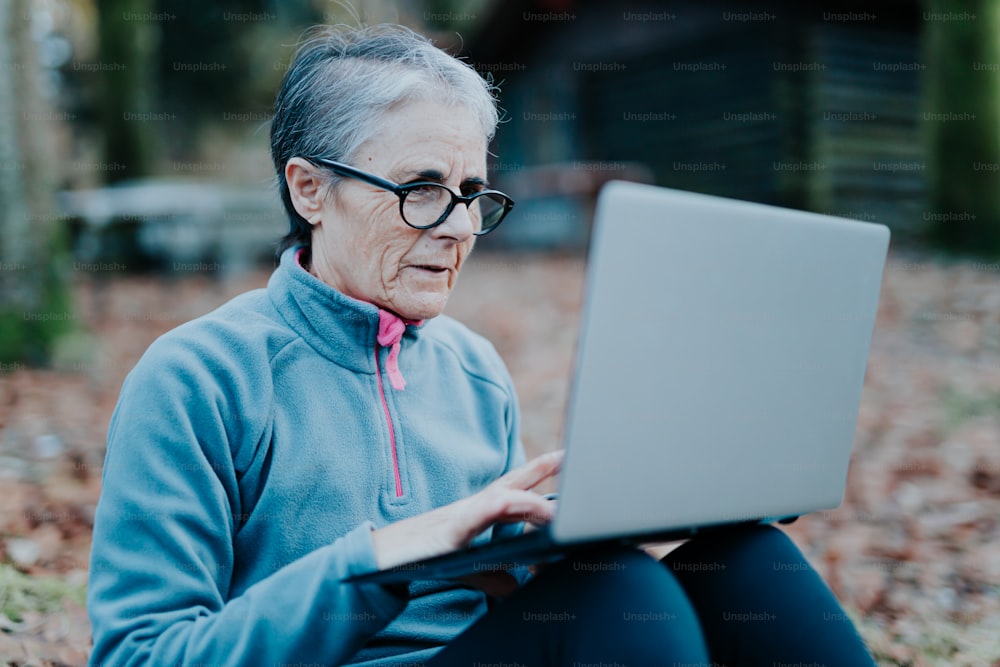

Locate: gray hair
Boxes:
[270,24,500,253]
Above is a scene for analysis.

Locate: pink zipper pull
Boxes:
[377,310,408,391]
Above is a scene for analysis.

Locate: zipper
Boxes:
[375,344,403,497]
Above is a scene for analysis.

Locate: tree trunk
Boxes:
[923,0,1000,255]
[97,0,158,182]
[0,0,71,366]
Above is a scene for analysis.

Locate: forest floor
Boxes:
[1,245,999,666]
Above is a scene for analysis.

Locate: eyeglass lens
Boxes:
[402,184,507,232]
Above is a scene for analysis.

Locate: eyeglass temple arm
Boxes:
[306,157,404,194]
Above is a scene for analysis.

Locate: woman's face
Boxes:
[308,98,488,321]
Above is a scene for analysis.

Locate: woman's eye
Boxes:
[407,184,438,197]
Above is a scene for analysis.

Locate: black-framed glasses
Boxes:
[304,157,515,236]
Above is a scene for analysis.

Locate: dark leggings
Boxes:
[427,524,875,667]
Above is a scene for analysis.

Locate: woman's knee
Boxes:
[666,523,805,577]
[521,546,710,661]
[661,526,877,667]
[540,545,688,602]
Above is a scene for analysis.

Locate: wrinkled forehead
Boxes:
[348,97,490,170]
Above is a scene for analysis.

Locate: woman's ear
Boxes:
[285,158,326,224]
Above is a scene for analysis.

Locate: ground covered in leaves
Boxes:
[0,246,998,666]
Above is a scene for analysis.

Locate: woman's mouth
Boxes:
[411,265,449,274]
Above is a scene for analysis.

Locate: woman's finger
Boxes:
[469,487,557,532]
[494,449,564,491]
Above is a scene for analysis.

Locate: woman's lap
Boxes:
[428,525,876,667]
[427,545,708,666]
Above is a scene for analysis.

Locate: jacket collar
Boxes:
[267,245,423,374]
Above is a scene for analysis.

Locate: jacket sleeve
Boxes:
[86,328,407,667]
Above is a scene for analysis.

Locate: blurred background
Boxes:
[1,0,999,665]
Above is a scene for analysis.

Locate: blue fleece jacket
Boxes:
[86,246,527,666]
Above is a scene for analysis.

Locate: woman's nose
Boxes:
[430,200,476,242]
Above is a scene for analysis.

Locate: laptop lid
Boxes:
[551,181,889,544]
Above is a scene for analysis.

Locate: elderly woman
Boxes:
[87,24,876,667]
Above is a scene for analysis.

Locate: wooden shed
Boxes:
[461,0,926,248]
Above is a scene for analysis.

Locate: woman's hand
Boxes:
[370,450,564,572]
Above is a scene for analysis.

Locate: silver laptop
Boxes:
[346,179,890,584]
